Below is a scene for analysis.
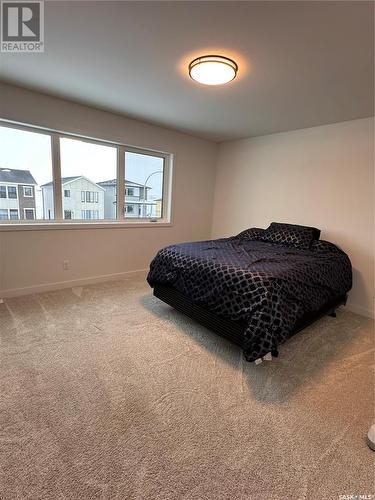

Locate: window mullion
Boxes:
[117,146,125,220]
[51,134,63,220]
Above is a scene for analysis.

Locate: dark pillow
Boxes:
[260,222,320,249]
[234,227,265,241]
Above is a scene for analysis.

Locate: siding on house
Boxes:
[0,169,37,220]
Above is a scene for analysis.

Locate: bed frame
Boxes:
[153,284,347,358]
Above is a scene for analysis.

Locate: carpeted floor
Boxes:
[0,272,374,499]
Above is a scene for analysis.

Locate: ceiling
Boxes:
[0,1,373,142]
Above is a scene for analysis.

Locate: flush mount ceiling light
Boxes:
[189,55,238,85]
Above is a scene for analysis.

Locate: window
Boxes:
[124,151,165,219]
[23,186,33,197]
[81,191,99,203]
[24,209,35,220]
[64,210,74,219]
[0,125,54,221]
[81,210,99,220]
[79,190,99,203]
[60,137,116,220]
[0,122,172,225]
[9,209,19,220]
[7,186,17,199]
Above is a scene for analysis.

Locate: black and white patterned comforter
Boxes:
[147,230,352,361]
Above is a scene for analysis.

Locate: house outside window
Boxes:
[43,177,105,220]
[0,167,38,220]
[125,188,134,197]
[0,209,8,219]
[125,204,134,213]
[23,186,33,197]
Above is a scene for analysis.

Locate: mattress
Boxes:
[147,230,352,361]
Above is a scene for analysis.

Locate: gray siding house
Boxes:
[0,168,37,220]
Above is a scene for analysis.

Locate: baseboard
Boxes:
[0,268,149,299]
[345,301,374,319]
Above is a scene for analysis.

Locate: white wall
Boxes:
[1,84,373,320]
[0,83,218,296]
[212,118,374,318]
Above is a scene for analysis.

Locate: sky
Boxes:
[0,126,164,198]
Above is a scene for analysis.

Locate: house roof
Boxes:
[41,176,105,190]
[98,179,151,189]
[0,168,37,185]
[41,176,80,187]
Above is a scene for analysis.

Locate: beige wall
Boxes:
[0,83,218,296]
[1,84,373,320]
[212,118,374,318]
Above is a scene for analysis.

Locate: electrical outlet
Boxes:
[63,260,70,271]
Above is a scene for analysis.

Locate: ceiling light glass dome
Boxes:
[189,55,238,85]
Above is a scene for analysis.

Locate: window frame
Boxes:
[7,185,18,199]
[123,145,171,222]
[125,204,135,214]
[81,209,99,220]
[64,209,74,220]
[24,208,36,220]
[23,186,33,197]
[0,208,20,220]
[9,209,19,220]
[0,208,9,220]
[0,119,173,230]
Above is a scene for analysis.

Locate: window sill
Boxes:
[0,220,173,231]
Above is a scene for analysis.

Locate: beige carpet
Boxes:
[0,273,374,499]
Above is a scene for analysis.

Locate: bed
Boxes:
[147,223,352,362]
